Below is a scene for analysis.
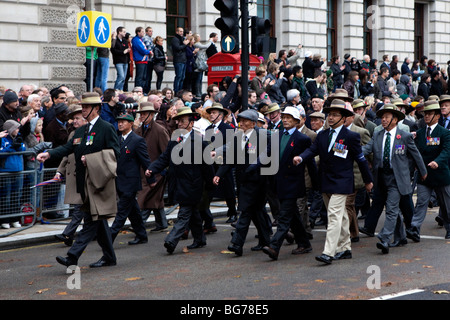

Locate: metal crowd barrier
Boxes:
[0,151,39,238]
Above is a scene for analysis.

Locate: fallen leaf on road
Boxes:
[125,277,143,281]
[221,250,234,254]
[423,265,434,269]
[38,264,53,268]
[233,275,241,278]
[36,288,49,294]
[398,259,411,263]
[57,292,68,295]
[182,247,189,253]
[315,279,326,283]
[433,290,449,294]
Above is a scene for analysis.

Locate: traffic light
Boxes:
[214,0,240,54]
[251,16,271,56]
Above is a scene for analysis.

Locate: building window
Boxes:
[414,2,424,61]
[363,0,373,57]
[256,0,275,36]
[327,0,338,62]
[166,0,191,57]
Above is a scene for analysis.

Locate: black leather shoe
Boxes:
[333,250,352,260]
[226,215,237,223]
[315,254,333,265]
[227,244,243,256]
[376,241,389,254]
[187,242,206,249]
[55,234,73,246]
[89,258,116,268]
[291,246,312,255]
[351,236,359,243]
[309,218,316,229]
[151,226,167,232]
[285,232,295,244]
[359,227,375,237]
[250,244,264,251]
[445,231,450,239]
[56,256,77,267]
[262,246,279,260]
[204,226,218,234]
[389,238,407,247]
[128,237,148,245]
[406,228,420,242]
[164,242,176,254]
[435,215,444,227]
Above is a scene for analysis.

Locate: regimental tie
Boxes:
[427,126,431,138]
[383,132,391,172]
[328,129,335,151]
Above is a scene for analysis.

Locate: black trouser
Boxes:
[165,205,205,247]
[67,210,116,263]
[232,202,271,248]
[62,204,83,239]
[144,60,154,93]
[110,191,147,242]
[270,198,311,252]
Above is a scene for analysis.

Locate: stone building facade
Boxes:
[1,0,450,95]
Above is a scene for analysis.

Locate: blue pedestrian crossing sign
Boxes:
[76,11,112,48]
[77,15,90,44]
[94,16,110,45]
[221,35,236,53]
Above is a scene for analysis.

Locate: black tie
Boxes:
[121,136,125,144]
[84,122,91,138]
[427,126,431,138]
[328,129,335,149]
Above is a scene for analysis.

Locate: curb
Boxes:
[0,208,229,251]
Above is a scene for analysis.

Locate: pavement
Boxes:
[0,202,230,250]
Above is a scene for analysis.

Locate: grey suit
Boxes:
[362,127,426,244]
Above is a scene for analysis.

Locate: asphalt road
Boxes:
[0,208,449,304]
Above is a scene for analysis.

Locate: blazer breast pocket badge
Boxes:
[394,144,405,154]
[426,137,440,146]
[333,142,348,159]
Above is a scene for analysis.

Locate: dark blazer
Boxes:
[206,120,234,146]
[268,120,284,131]
[415,124,450,188]
[206,121,235,199]
[402,118,419,132]
[216,128,271,211]
[43,118,70,168]
[49,117,120,198]
[300,125,373,194]
[117,131,153,194]
[148,131,215,206]
[275,129,318,199]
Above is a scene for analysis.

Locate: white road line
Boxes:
[370,288,425,300]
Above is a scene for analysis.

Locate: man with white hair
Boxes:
[27,94,42,118]
[19,84,34,104]
[286,89,301,107]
